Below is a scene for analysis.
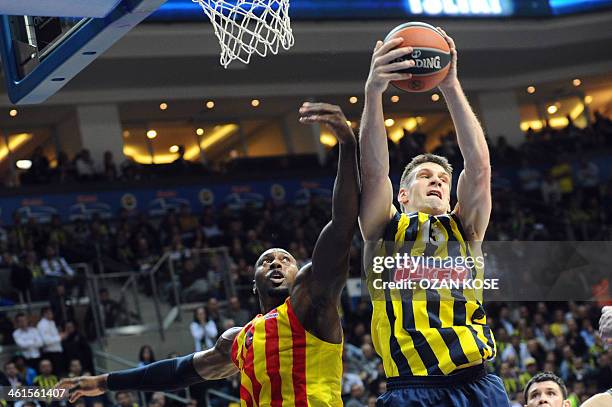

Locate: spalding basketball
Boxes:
[384,22,451,92]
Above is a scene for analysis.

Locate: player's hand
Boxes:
[299,102,356,145]
[600,306,612,343]
[435,27,459,91]
[365,38,414,96]
[56,375,108,403]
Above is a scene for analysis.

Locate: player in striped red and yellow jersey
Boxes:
[359,29,510,406]
[57,102,359,407]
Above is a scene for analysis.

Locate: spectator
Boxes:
[500,362,519,400]
[550,156,574,202]
[541,173,562,207]
[138,345,156,367]
[345,384,366,407]
[342,359,364,398]
[19,251,49,301]
[28,146,51,184]
[36,307,64,375]
[180,259,209,302]
[576,158,600,199]
[171,145,189,175]
[225,296,250,327]
[12,356,36,385]
[103,151,119,181]
[4,361,23,388]
[190,307,218,352]
[67,359,87,378]
[88,288,123,331]
[62,320,95,374]
[53,151,73,183]
[206,297,224,331]
[74,149,97,181]
[518,159,542,194]
[150,393,165,407]
[12,313,43,368]
[40,245,77,291]
[200,210,223,243]
[135,238,158,272]
[519,358,539,390]
[49,283,75,328]
[114,391,139,407]
[33,359,58,389]
[178,204,198,244]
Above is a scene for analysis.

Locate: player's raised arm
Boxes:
[436,28,491,241]
[298,102,359,299]
[359,39,414,241]
[57,327,241,403]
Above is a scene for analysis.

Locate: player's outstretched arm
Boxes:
[57,327,241,403]
[298,102,359,299]
[360,39,413,241]
[436,28,491,241]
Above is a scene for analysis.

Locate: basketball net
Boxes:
[192,0,294,67]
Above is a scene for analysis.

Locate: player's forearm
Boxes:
[441,82,490,172]
[360,90,390,179]
[107,354,203,392]
[331,140,360,232]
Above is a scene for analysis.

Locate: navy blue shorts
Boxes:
[377,365,511,407]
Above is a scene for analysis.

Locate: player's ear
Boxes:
[397,187,409,209]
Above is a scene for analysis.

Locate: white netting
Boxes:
[192,0,294,68]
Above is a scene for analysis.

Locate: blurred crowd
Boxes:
[0,112,610,406]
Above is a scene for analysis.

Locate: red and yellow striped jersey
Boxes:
[231,297,343,407]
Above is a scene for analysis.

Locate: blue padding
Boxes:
[0,0,123,18]
[0,0,168,105]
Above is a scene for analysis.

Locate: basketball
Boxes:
[384,22,451,92]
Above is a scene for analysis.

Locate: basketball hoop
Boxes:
[192,0,294,68]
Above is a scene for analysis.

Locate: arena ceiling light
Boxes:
[391,95,400,103]
[547,105,558,114]
[584,95,593,104]
[385,118,395,127]
[0,133,32,162]
[169,145,179,153]
[526,86,536,94]
[196,128,205,136]
[9,109,17,117]
[349,96,358,104]
[206,101,215,109]
[572,79,581,87]
[16,159,32,169]
[251,99,260,107]
[199,124,239,151]
[431,93,440,102]
[146,129,158,139]
[159,102,168,110]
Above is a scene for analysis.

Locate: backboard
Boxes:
[0,0,168,105]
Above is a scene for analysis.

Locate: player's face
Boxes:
[525,382,570,407]
[399,162,451,215]
[254,249,299,299]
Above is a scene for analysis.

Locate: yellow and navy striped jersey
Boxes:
[33,374,58,389]
[367,211,496,377]
[231,297,343,407]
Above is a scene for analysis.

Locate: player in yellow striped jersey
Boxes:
[359,28,510,406]
[57,102,360,407]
